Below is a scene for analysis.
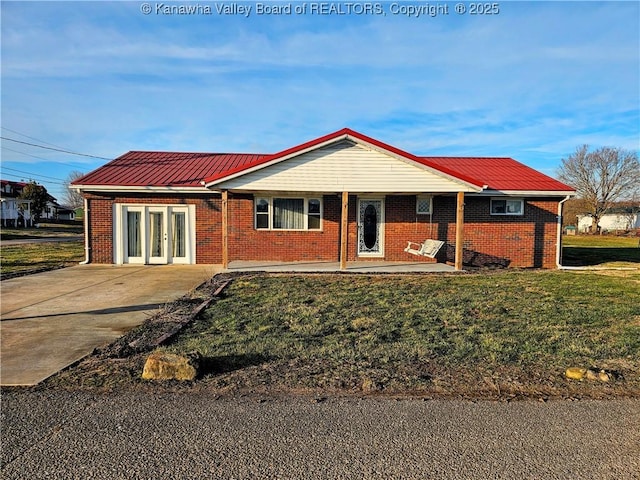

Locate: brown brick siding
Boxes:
[228,194,343,262]
[84,192,560,268]
[431,196,559,268]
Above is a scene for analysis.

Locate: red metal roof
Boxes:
[426,157,574,191]
[74,152,267,187]
[73,129,574,193]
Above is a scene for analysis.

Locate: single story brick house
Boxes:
[72,129,575,270]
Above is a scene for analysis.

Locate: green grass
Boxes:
[0,241,84,276]
[563,235,639,248]
[166,272,640,393]
[0,223,83,240]
[563,235,640,267]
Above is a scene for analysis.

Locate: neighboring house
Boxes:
[55,205,77,221]
[71,129,575,269]
[0,179,62,226]
[577,207,640,233]
[1,180,33,227]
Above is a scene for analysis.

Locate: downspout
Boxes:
[79,197,90,264]
[555,195,571,268]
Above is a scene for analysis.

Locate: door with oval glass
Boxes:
[357,198,384,257]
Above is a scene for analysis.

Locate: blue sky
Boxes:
[1,0,638,202]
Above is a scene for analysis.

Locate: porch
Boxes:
[225,260,456,273]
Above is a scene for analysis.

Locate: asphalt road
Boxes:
[1,391,638,479]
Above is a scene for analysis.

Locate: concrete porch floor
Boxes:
[225,260,456,273]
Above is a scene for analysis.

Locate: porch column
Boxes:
[221,190,229,269]
[455,191,465,271]
[340,191,349,271]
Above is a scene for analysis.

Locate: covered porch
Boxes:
[225,260,456,273]
[220,190,467,271]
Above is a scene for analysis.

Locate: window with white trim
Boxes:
[416,196,432,215]
[255,197,322,230]
[255,198,270,229]
[490,198,524,216]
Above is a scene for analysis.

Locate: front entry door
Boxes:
[357,198,384,257]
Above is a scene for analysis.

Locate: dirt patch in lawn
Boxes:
[33,272,640,401]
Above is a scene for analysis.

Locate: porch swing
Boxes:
[404,239,445,258]
[404,205,445,259]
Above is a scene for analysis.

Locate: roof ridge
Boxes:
[124,150,269,156]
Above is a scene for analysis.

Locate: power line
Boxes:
[1,166,67,183]
[0,127,71,151]
[1,145,89,168]
[0,136,111,160]
[0,172,66,187]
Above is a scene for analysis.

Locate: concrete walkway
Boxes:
[0,264,220,386]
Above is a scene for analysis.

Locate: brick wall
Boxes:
[85,193,114,264]
[431,195,559,268]
[228,194,343,261]
[85,192,561,268]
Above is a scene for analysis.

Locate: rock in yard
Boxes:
[598,370,611,382]
[565,367,614,382]
[565,367,587,380]
[585,369,599,381]
[142,352,200,381]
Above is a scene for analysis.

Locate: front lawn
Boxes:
[159,272,639,397]
[0,222,83,241]
[563,234,640,267]
[0,242,84,277]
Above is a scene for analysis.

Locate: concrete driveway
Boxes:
[0,264,220,386]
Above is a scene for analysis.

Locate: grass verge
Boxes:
[0,241,84,277]
[0,223,83,240]
[44,271,640,400]
[562,235,640,267]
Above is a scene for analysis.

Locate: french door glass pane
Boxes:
[172,212,186,258]
[127,211,142,257]
[149,212,164,257]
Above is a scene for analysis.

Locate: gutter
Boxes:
[79,197,90,264]
[555,195,572,268]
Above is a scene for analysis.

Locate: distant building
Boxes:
[0,179,65,227]
[577,206,640,233]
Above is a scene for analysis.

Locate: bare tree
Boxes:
[63,170,85,209]
[558,145,640,233]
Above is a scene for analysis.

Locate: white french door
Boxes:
[148,208,168,264]
[119,205,193,264]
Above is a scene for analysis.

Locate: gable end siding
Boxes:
[216,142,479,193]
